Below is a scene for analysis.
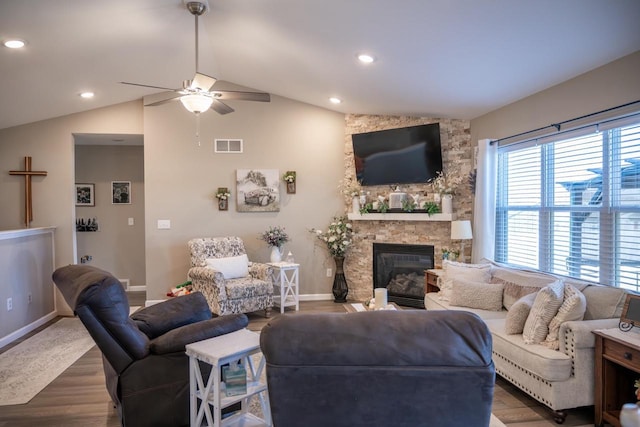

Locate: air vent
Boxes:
[215,139,243,153]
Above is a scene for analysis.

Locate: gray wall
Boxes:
[0,229,55,343]
[0,100,144,313]
[75,145,146,287]
[471,51,640,142]
[143,94,345,301]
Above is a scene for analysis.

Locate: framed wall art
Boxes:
[112,181,131,204]
[75,183,95,206]
[236,169,280,212]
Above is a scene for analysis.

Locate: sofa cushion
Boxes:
[490,266,558,310]
[440,260,492,301]
[581,284,627,320]
[424,292,508,320]
[485,318,573,382]
[504,292,537,335]
[225,276,273,299]
[522,281,564,344]
[205,254,249,279]
[543,283,586,350]
[449,278,504,311]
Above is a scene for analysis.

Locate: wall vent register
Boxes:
[215,139,243,153]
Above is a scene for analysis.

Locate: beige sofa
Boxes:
[424,261,627,423]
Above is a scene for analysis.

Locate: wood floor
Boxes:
[0,296,595,427]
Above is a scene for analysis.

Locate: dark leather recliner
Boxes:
[260,310,495,427]
[52,264,248,427]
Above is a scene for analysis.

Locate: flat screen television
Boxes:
[351,123,443,186]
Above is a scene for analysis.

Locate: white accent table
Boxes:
[185,329,272,427]
[268,262,300,313]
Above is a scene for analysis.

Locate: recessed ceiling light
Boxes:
[80,92,95,99]
[3,39,26,49]
[329,97,342,104]
[357,54,375,64]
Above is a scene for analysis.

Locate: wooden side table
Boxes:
[593,328,640,427]
[185,329,272,427]
[268,262,300,313]
[425,269,443,294]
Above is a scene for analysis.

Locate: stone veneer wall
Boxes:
[343,114,473,302]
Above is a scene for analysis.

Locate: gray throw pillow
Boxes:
[504,292,538,335]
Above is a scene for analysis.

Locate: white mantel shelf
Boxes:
[347,213,457,222]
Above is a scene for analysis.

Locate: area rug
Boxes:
[0,317,95,405]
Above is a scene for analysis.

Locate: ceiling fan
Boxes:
[120,0,270,115]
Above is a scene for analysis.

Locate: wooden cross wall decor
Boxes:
[9,156,48,228]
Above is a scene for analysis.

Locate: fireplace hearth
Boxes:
[373,243,434,308]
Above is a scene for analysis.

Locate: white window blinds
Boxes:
[496,117,640,291]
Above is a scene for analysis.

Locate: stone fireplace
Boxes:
[373,243,434,308]
[342,114,473,303]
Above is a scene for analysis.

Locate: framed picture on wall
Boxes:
[75,183,95,206]
[236,169,280,212]
[112,181,131,204]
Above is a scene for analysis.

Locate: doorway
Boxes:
[73,133,146,295]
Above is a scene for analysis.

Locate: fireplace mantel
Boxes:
[347,212,456,222]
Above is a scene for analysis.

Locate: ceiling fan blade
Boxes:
[211,99,235,115]
[190,72,217,91]
[120,81,179,91]
[144,95,181,107]
[212,90,271,102]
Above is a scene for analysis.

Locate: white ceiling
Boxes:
[1,0,639,131]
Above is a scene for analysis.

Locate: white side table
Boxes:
[185,329,272,427]
[268,262,300,313]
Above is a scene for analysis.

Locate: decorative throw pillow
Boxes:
[440,260,492,301]
[504,292,538,335]
[522,280,565,344]
[205,254,249,279]
[449,278,504,311]
[543,283,586,349]
[491,266,557,310]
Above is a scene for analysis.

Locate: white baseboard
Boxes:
[127,285,147,292]
[299,293,333,301]
[0,311,58,349]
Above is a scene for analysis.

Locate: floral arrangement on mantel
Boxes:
[283,171,296,183]
[215,188,231,200]
[429,169,465,196]
[259,226,289,248]
[310,215,353,258]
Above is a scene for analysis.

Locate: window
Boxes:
[496,118,640,291]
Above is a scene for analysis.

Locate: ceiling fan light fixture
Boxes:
[180,93,213,113]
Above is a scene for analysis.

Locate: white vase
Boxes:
[441,194,453,214]
[620,403,640,427]
[352,197,360,214]
[270,246,283,263]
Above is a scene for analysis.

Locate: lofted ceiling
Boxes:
[1,0,639,131]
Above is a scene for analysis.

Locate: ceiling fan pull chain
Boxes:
[195,112,202,147]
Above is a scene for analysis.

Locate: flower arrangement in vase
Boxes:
[283,171,296,194]
[429,169,464,214]
[215,187,231,210]
[429,169,464,196]
[260,226,290,262]
[310,215,353,302]
[441,247,460,261]
[310,215,353,258]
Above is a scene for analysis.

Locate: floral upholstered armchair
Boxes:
[188,237,274,317]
